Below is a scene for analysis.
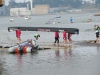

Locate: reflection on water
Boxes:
[55,47,73,59]
[64,49,67,58]
[69,48,72,57]
[15,53,23,72]
[1,46,100,75]
[55,48,60,57]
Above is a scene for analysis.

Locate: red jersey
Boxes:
[16,29,21,37]
[63,31,66,38]
[54,31,59,38]
[68,33,72,39]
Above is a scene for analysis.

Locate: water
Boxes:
[0,13,100,75]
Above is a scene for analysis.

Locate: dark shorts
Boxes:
[63,37,67,40]
[96,36,99,38]
[16,36,20,38]
[54,37,59,43]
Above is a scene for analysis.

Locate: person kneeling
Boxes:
[34,34,40,40]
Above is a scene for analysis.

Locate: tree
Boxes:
[8,0,17,8]
[95,0,100,6]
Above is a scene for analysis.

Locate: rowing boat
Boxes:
[8,27,79,34]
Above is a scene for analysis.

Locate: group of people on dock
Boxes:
[15,28,72,46]
[54,30,72,45]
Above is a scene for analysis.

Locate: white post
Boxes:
[31,0,33,10]
[30,0,33,15]
[27,3,29,10]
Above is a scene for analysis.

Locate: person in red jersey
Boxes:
[68,33,72,43]
[16,27,21,43]
[63,30,67,43]
[54,31,59,46]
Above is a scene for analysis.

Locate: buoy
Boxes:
[10,19,14,22]
[24,16,31,20]
[53,21,55,24]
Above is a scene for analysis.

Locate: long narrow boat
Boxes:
[8,27,79,34]
[7,27,79,53]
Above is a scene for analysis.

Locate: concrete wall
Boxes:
[34,5,49,15]
[0,5,6,16]
[32,8,35,15]
[10,8,31,16]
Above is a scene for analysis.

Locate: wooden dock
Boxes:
[39,43,73,49]
[0,43,73,52]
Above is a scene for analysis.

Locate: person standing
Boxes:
[68,33,72,43]
[70,17,73,23]
[54,31,59,46]
[94,30,100,43]
[63,30,67,43]
[16,27,21,43]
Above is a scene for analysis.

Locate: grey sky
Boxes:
[5,0,30,5]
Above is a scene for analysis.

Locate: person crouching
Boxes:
[34,34,40,40]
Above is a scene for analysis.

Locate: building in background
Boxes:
[10,4,50,16]
[10,8,31,16]
[34,5,49,15]
[82,0,95,4]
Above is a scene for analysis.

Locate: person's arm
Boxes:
[20,30,21,34]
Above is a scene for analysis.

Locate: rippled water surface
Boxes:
[0,13,100,75]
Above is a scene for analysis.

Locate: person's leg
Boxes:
[54,38,57,43]
[63,38,67,44]
[18,38,20,43]
[36,36,39,40]
[68,37,72,43]
[54,38,57,46]
[57,38,59,46]
[94,36,98,43]
[58,38,59,43]
[63,38,65,43]
[64,38,67,43]
[18,36,21,43]
[17,37,19,43]
[19,37,21,43]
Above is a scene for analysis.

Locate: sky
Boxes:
[5,0,30,5]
